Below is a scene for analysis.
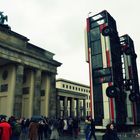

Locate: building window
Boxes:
[66,85,68,88]
[62,84,65,88]
[0,84,8,92]
[2,70,8,80]
[23,74,27,83]
[69,86,71,89]
[73,86,75,90]
[41,90,45,96]
[22,87,30,94]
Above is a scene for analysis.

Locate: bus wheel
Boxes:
[129,93,137,102]
[106,86,119,98]
[129,93,140,102]
[102,26,112,36]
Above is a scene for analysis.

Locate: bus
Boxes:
[85,10,140,128]
[120,35,140,125]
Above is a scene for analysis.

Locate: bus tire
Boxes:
[129,93,137,102]
[102,26,112,36]
[106,86,119,98]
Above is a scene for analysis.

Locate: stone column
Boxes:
[83,99,86,119]
[76,98,80,118]
[43,73,51,117]
[64,97,68,118]
[70,98,75,118]
[33,69,41,115]
[13,65,24,118]
[28,69,35,117]
[48,74,57,118]
[57,96,61,118]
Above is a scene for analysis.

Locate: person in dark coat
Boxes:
[102,123,120,140]
[43,118,49,139]
[72,118,79,139]
[38,121,44,140]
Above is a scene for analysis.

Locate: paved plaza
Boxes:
[58,133,140,140]
[19,121,140,140]
[20,131,140,140]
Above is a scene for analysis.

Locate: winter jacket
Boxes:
[102,129,120,140]
[0,122,12,140]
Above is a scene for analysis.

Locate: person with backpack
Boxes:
[9,116,21,140]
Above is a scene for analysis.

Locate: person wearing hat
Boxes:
[0,116,12,140]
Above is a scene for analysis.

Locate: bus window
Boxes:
[92,54,103,70]
[90,27,100,41]
[91,40,102,55]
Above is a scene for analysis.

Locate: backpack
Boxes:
[12,122,21,136]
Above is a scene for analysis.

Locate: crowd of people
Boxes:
[0,114,122,140]
[0,115,80,140]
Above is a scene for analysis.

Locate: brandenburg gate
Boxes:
[0,12,61,118]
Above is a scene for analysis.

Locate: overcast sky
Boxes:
[0,0,140,85]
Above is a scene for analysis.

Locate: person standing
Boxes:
[84,117,91,140]
[0,126,2,140]
[43,118,49,139]
[28,120,39,140]
[102,123,120,140]
[85,116,97,140]
[38,120,44,140]
[0,116,12,140]
[9,116,21,140]
[63,118,68,135]
[72,117,79,139]
[89,118,97,140]
[50,119,59,140]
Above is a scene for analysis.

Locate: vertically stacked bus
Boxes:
[85,10,127,127]
[120,35,140,125]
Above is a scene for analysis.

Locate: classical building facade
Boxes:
[56,78,90,119]
[0,24,61,118]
